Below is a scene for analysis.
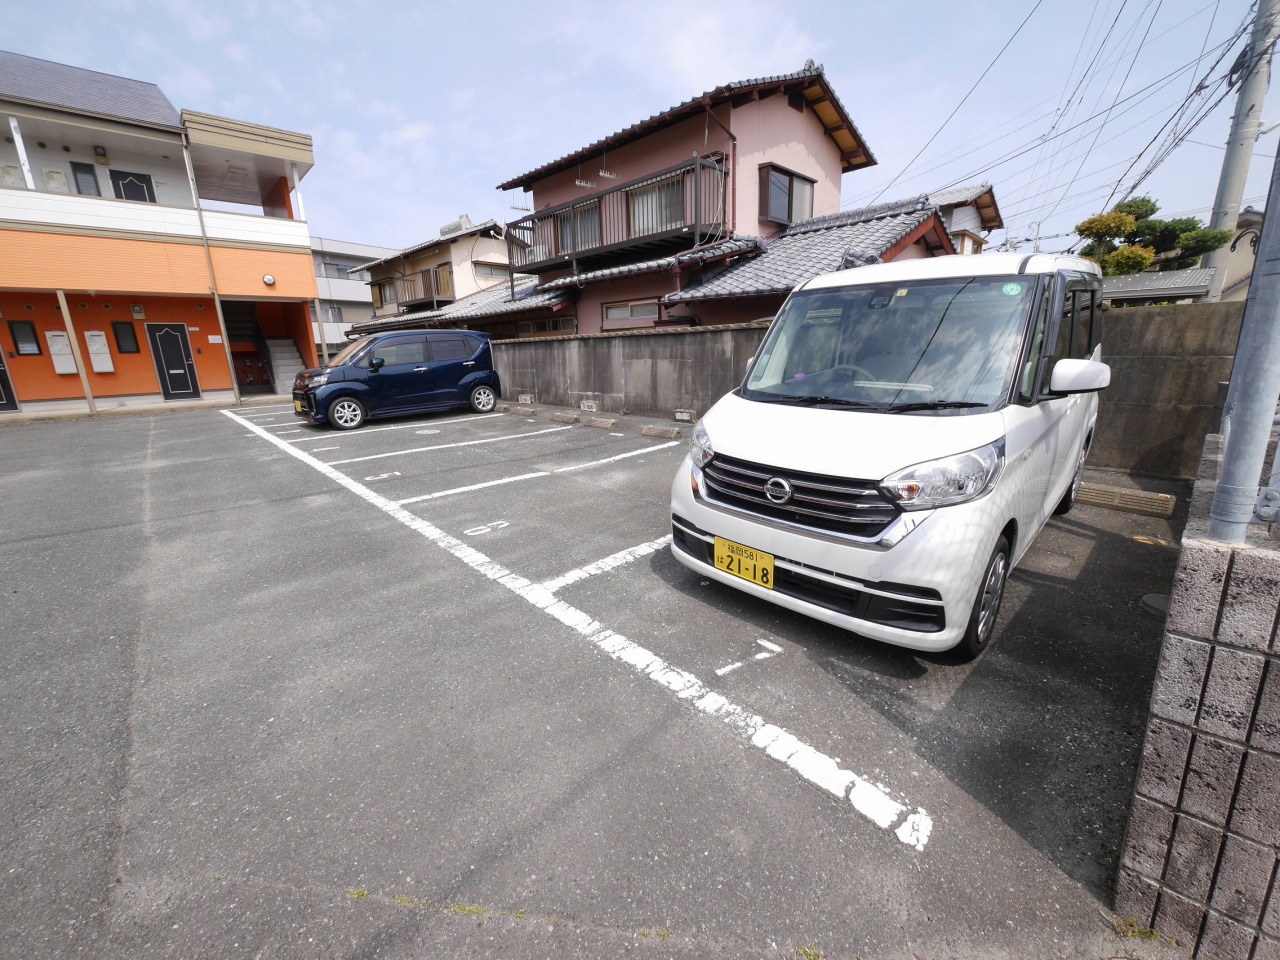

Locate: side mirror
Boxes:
[370,356,385,371]
[1049,358,1110,394]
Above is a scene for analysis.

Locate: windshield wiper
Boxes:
[781,395,883,408]
[885,400,989,413]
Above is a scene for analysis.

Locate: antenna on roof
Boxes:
[508,189,530,212]
[598,148,619,180]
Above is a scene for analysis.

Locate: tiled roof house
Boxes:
[347,64,1003,341]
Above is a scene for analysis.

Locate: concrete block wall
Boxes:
[493,301,1241,478]
[1117,432,1280,958]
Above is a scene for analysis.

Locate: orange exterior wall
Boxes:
[0,229,317,301]
[0,292,230,401]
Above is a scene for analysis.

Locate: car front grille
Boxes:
[700,454,899,539]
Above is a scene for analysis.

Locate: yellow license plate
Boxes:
[294,400,303,413]
[714,537,774,590]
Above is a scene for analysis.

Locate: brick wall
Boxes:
[1117,432,1280,959]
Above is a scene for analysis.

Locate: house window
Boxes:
[953,231,984,255]
[759,164,814,225]
[629,176,684,237]
[109,169,157,203]
[557,202,601,254]
[8,320,41,356]
[602,300,660,331]
[70,162,101,197]
[112,321,140,354]
[371,279,396,308]
[517,317,572,337]
[474,263,510,279]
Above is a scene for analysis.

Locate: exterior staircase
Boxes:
[266,339,307,395]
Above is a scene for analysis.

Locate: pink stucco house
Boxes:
[349,63,1002,340]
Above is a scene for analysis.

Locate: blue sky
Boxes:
[2,0,1271,252]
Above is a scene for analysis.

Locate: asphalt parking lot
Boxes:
[0,402,1191,959]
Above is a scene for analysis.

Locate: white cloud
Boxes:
[224,42,249,62]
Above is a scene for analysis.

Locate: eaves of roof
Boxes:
[1102,267,1216,297]
[538,237,765,291]
[345,277,573,335]
[497,63,874,191]
[351,219,503,273]
[927,182,1003,231]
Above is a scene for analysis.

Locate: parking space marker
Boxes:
[553,441,681,473]
[338,413,504,435]
[540,536,672,594]
[396,471,550,506]
[326,426,573,466]
[311,447,339,453]
[222,409,933,851]
[716,638,783,676]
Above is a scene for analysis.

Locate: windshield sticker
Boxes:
[869,294,892,309]
[1001,283,1023,296]
[895,288,909,297]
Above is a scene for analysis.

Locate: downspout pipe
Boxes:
[702,98,736,238]
[182,132,241,404]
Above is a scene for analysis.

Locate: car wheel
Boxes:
[470,384,497,413]
[1054,442,1089,516]
[955,536,1010,661]
[327,397,366,430]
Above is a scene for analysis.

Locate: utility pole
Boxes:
[1204,0,1280,302]
[1209,140,1280,544]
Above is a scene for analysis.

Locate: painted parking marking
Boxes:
[396,472,549,506]
[609,433,624,437]
[464,520,510,536]
[326,426,573,466]
[716,639,784,676]
[364,471,402,481]
[342,413,504,435]
[311,446,339,453]
[540,536,672,594]
[553,441,681,473]
[223,408,934,851]
[395,442,684,506]
[276,430,303,436]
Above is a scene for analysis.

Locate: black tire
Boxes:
[327,396,366,430]
[469,384,497,413]
[955,536,1010,661]
[1054,441,1089,516]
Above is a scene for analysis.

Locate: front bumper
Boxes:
[670,458,1003,652]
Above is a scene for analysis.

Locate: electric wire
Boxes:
[867,0,1044,205]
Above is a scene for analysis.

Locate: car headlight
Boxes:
[308,373,330,387]
[690,422,714,468]
[879,438,1005,510]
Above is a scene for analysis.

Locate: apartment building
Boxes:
[0,50,320,413]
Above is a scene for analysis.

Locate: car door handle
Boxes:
[413,366,429,372]
[463,361,476,366]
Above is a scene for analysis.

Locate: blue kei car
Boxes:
[292,329,502,430]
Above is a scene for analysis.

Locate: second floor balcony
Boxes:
[507,157,729,275]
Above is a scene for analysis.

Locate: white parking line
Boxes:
[326,426,573,466]
[540,536,672,593]
[311,446,339,453]
[224,408,934,851]
[396,471,550,506]
[716,638,783,676]
[340,413,504,435]
[553,441,681,473]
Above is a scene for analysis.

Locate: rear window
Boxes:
[429,336,471,362]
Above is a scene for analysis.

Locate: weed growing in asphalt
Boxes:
[796,945,825,960]
[346,890,367,901]
[1112,917,1160,941]
[447,903,487,916]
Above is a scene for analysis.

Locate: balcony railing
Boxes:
[506,157,729,274]
[394,265,454,306]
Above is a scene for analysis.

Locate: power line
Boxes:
[867,0,1044,205]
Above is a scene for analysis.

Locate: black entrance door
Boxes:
[145,323,201,400]
[0,354,17,412]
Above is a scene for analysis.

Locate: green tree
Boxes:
[1103,245,1156,276]
[1074,196,1231,274]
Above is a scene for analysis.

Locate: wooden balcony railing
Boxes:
[506,158,729,273]
[393,265,455,306]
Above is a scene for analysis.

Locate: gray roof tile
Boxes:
[0,50,181,129]
[663,207,932,304]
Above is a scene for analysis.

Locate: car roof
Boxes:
[801,252,1100,292]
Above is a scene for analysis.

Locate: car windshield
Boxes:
[742,276,1038,410]
[327,337,371,367]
